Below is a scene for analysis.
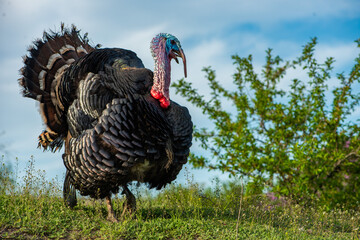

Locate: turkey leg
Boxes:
[105,195,119,223]
[121,185,136,217]
[63,170,77,208]
[63,132,77,208]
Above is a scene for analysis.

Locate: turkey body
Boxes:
[19,25,192,218]
[64,48,192,199]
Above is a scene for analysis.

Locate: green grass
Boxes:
[0,159,360,239]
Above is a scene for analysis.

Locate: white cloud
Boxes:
[274,41,360,92]
[0,0,359,185]
[315,42,359,70]
[106,24,169,68]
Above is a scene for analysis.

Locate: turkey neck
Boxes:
[153,49,171,102]
[150,36,172,105]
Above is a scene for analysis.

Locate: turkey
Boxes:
[19,24,192,222]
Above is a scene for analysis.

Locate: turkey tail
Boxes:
[19,23,97,151]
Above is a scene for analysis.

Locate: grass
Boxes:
[1,158,360,239]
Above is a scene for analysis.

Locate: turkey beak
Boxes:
[170,48,187,78]
[180,48,187,78]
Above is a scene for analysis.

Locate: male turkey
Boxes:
[19,24,192,222]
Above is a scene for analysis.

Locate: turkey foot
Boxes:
[121,185,136,218]
[105,195,119,223]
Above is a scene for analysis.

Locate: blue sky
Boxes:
[0,0,359,186]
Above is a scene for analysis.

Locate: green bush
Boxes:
[173,38,360,208]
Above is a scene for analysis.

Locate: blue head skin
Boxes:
[151,33,187,77]
[165,34,180,53]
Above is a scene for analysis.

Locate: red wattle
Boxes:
[159,97,170,109]
[150,88,163,99]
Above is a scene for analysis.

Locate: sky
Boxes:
[0,0,359,187]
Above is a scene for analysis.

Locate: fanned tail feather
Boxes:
[19,23,97,151]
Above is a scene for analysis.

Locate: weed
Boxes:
[0,157,359,239]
